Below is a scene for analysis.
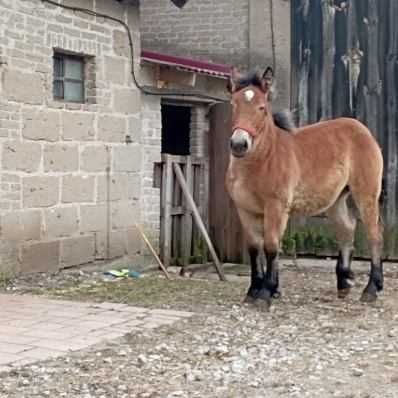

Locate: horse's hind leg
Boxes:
[327,190,357,298]
[350,188,383,302]
[358,198,383,302]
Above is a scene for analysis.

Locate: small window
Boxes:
[53,52,85,103]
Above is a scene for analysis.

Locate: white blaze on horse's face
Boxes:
[230,128,253,158]
[244,89,255,102]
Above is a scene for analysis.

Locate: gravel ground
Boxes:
[1,259,398,398]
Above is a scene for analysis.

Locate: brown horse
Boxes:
[226,68,384,309]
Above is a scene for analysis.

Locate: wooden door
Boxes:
[208,103,245,263]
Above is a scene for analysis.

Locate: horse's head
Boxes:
[228,67,274,158]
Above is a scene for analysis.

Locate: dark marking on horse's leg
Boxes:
[244,247,264,303]
[361,260,384,303]
[250,250,280,310]
[336,248,355,298]
[264,251,280,298]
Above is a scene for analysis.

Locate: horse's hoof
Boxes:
[360,291,377,303]
[253,297,272,312]
[337,288,351,299]
[243,295,256,304]
[272,290,281,299]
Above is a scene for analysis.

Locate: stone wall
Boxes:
[140,94,162,247]
[0,0,145,273]
[141,0,250,69]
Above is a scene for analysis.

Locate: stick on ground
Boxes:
[135,223,171,280]
[173,163,226,282]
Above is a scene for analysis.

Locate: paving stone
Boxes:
[0,294,193,367]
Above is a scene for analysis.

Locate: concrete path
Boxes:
[0,294,192,369]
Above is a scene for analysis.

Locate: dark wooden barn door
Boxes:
[209,103,245,263]
[291,0,398,258]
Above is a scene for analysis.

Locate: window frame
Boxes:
[53,52,85,103]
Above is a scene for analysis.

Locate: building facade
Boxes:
[0,0,230,274]
[0,0,145,273]
[141,0,292,109]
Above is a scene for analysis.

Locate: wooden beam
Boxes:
[173,163,226,281]
[159,66,196,87]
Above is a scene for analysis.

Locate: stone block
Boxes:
[113,89,140,114]
[44,206,78,238]
[2,141,41,173]
[128,116,141,143]
[126,227,142,255]
[111,202,139,229]
[80,204,107,233]
[98,115,126,142]
[127,5,140,34]
[96,0,125,20]
[20,241,60,273]
[63,0,93,9]
[113,145,141,172]
[22,109,60,142]
[60,235,95,268]
[112,30,129,57]
[1,210,41,241]
[23,177,59,208]
[97,173,128,202]
[95,230,126,260]
[128,173,140,200]
[62,175,95,203]
[3,70,44,105]
[44,144,79,172]
[105,56,126,85]
[81,145,109,172]
[62,111,95,141]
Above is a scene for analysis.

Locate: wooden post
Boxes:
[173,163,226,281]
[161,155,173,268]
[182,157,193,266]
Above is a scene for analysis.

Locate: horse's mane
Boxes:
[272,110,296,132]
[234,71,296,132]
[234,71,264,92]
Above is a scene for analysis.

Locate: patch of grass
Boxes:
[0,269,14,290]
[34,276,247,311]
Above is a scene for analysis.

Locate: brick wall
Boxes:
[0,0,145,273]
[140,0,250,69]
[141,0,292,109]
[140,95,162,247]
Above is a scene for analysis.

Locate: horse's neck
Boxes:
[251,122,278,163]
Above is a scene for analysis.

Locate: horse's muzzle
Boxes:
[230,129,252,158]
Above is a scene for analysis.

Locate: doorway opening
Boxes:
[161,103,191,155]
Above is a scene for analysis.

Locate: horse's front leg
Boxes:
[236,209,265,303]
[255,200,289,309]
[243,247,264,304]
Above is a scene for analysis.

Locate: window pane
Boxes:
[64,58,83,80]
[64,81,84,102]
[53,57,63,78]
[53,80,64,99]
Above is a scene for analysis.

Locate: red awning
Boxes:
[141,50,232,78]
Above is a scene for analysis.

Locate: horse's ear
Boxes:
[227,67,241,93]
[261,67,274,93]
